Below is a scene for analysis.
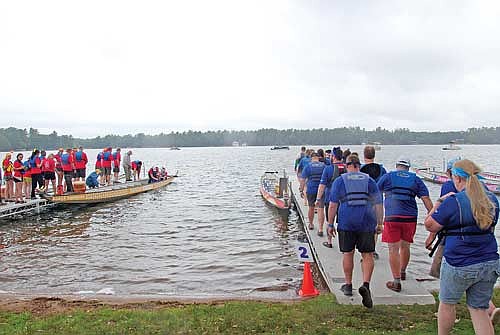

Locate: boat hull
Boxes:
[415,168,500,195]
[260,172,290,211]
[44,177,176,204]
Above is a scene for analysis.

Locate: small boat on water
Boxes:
[42,176,176,204]
[442,141,461,150]
[260,171,290,212]
[270,146,290,150]
[170,147,181,150]
[415,168,500,195]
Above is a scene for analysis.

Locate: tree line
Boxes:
[1,126,500,151]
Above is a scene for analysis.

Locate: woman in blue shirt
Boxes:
[425,159,499,335]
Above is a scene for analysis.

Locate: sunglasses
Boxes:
[346,161,358,166]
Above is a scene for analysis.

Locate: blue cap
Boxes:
[447,157,461,170]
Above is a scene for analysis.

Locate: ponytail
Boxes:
[454,159,495,230]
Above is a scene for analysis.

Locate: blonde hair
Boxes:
[454,159,495,229]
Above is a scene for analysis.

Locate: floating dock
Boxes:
[0,199,52,220]
[290,180,436,305]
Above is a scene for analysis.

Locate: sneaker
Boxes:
[386,281,402,292]
[373,252,379,260]
[359,285,373,308]
[317,231,324,237]
[491,307,500,324]
[400,271,406,281]
[340,284,353,296]
[322,241,333,248]
[308,224,314,230]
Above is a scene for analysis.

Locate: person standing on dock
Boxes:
[327,154,383,308]
[74,146,88,182]
[42,153,57,195]
[101,147,113,186]
[123,151,132,181]
[61,148,75,193]
[294,146,306,175]
[377,157,433,292]
[54,148,64,190]
[300,152,326,235]
[361,145,387,260]
[112,148,121,183]
[13,153,25,203]
[2,153,14,201]
[28,149,43,199]
[316,147,346,248]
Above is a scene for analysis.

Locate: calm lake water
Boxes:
[0,145,499,298]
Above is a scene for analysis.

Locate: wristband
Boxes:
[436,198,443,203]
[328,223,334,228]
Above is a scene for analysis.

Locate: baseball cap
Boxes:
[446,157,461,170]
[396,157,411,167]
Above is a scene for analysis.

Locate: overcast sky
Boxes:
[1,1,499,138]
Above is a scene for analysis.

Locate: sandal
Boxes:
[322,241,333,248]
[317,231,324,237]
[386,281,402,292]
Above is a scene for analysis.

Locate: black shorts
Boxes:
[338,230,375,253]
[75,169,86,178]
[104,167,112,176]
[44,172,56,181]
[113,167,120,173]
[13,176,23,183]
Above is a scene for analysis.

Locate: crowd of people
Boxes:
[0,147,145,203]
[296,145,499,333]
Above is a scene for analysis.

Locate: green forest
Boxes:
[1,126,500,151]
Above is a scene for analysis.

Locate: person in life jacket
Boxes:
[54,148,64,188]
[327,154,383,308]
[12,153,25,203]
[22,158,32,200]
[60,148,75,192]
[148,167,160,183]
[28,149,43,199]
[317,146,347,248]
[377,157,433,292]
[72,146,88,182]
[2,152,14,201]
[360,145,388,260]
[297,149,312,182]
[131,160,142,181]
[294,146,306,173]
[300,152,326,236]
[112,148,121,183]
[86,169,101,189]
[425,159,499,335]
[42,153,57,195]
[101,147,113,185]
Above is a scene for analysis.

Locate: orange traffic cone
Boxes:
[299,262,319,297]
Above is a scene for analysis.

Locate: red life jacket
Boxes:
[13,160,23,178]
[30,157,42,175]
[61,153,74,172]
[43,158,56,172]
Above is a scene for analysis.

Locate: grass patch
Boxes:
[0,291,499,334]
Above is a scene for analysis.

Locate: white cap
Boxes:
[396,157,411,167]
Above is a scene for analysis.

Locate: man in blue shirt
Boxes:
[327,154,383,308]
[300,152,326,235]
[377,157,433,292]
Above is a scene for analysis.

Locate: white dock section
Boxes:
[290,180,436,305]
[0,199,52,219]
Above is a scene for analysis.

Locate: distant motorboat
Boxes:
[232,141,240,147]
[270,146,290,150]
[442,141,461,150]
[170,147,181,150]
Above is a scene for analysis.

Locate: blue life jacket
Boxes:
[429,191,497,257]
[23,160,30,172]
[103,151,112,161]
[97,152,102,160]
[29,156,38,169]
[388,171,416,201]
[112,152,118,160]
[341,172,370,206]
[75,151,83,162]
[61,153,70,165]
[308,161,325,185]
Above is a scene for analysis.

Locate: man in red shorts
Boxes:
[377,157,433,292]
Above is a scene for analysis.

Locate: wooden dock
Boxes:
[290,180,435,305]
[0,199,52,220]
